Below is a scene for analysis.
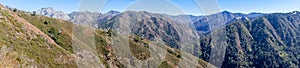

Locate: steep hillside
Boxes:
[198,12,300,67]
[99,11,199,49]
[191,11,264,34]
[96,10,300,68]
[0,4,76,68]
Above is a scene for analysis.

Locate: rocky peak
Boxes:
[68,11,101,27]
[235,16,249,21]
[104,10,120,16]
[292,11,299,14]
[38,7,55,12]
[35,7,70,20]
[221,10,231,14]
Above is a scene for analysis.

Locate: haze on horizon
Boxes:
[0,0,299,15]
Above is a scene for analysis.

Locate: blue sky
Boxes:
[0,0,299,15]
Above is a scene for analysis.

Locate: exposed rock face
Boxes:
[104,10,120,16]
[35,7,70,20]
[68,11,101,27]
[68,10,121,27]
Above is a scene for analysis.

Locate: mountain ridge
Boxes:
[0,4,214,68]
[34,7,300,68]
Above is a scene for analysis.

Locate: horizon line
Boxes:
[5,5,300,16]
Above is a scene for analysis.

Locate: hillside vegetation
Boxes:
[0,4,212,68]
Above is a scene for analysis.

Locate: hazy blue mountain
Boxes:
[192,11,246,33]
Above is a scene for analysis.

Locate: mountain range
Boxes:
[0,4,214,68]
[1,5,300,68]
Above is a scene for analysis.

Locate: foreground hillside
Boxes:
[0,5,213,68]
[0,5,78,67]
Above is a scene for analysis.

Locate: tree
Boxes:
[13,8,17,12]
[107,29,113,37]
[44,21,51,25]
[31,11,36,16]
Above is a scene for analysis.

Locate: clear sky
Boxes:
[0,0,299,15]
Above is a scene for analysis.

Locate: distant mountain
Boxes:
[98,10,300,67]
[68,11,101,27]
[97,10,121,27]
[0,5,212,68]
[104,10,121,16]
[32,7,300,68]
[192,11,244,33]
[99,11,199,49]
[35,8,121,27]
[247,12,264,18]
[67,10,120,27]
[198,11,300,67]
[191,11,265,34]
[35,7,70,20]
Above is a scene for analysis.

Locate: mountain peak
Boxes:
[38,7,56,12]
[221,10,231,14]
[105,10,120,16]
[35,7,70,20]
[41,7,54,10]
[292,11,299,14]
[106,10,120,13]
